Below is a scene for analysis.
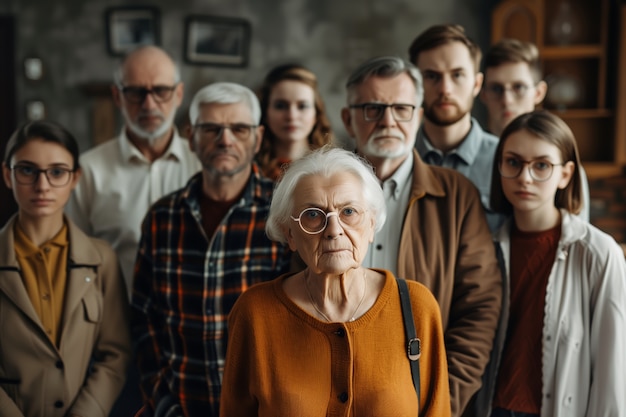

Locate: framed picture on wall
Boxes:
[105,7,160,56]
[184,15,251,67]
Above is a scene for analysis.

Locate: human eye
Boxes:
[15,165,35,176]
[122,87,146,101]
[512,83,529,96]
[231,124,251,138]
[422,71,441,82]
[47,167,69,179]
[297,101,312,111]
[452,70,465,80]
[198,123,221,135]
[339,206,363,224]
[532,160,551,171]
[487,84,505,96]
[152,86,173,99]
[363,104,384,120]
[392,104,414,119]
[504,157,521,168]
[272,100,289,110]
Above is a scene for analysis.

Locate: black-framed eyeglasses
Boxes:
[499,157,565,182]
[119,84,178,104]
[484,82,532,100]
[193,123,258,142]
[290,207,367,235]
[349,103,416,122]
[11,164,75,187]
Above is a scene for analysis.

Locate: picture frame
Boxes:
[105,7,160,56]
[184,15,251,67]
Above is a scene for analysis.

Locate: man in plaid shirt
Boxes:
[131,82,291,417]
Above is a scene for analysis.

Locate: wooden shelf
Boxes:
[542,45,604,59]
[582,162,624,179]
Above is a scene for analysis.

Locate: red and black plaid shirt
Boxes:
[131,166,291,416]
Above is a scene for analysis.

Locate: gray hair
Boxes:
[266,146,386,243]
[113,45,181,87]
[345,56,424,107]
[188,82,261,126]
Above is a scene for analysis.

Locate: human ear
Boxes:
[341,107,356,138]
[285,225,298,252]
[2,162,13,190]
[557,160,575,189]
[534,81,548,106]
[473,72,484,98]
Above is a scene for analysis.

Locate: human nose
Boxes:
[440,75,453,95]
[215,127,235,146]
[378,106,397,126]
[517,162,534,182]
[140,91,158,109]
[34,170,51,190]
[323,212,343,238]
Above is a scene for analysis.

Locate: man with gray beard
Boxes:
[66,45,200,297]
[66,46,200,416]
[341,56,501,417]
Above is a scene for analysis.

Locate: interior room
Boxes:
[1,0,625,251]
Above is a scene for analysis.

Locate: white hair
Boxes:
[188,82,261,126]
[266,146,386,243]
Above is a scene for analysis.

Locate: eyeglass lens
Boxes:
[291,207,365,234]
[122,85,176,103]
[499,158,555,181]
[195,123,255,142]
[486,83,530,99]
[13,165,73,187]
[353,103,415,122]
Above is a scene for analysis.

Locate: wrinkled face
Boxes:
[285,172,375,275]
[266,80,317,145]
[417,41,482,127]
[113,50,184,143]
[2,139,81,221]
[481,62,546,136]
[191,102,263,179]
[342,73,420,161]
[500,130,573,217]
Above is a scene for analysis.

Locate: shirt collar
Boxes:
[416,117,484,165]
[382,152,414,200]
[14,221,69,258]
[119,127,187,163]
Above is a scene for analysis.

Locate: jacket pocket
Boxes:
[82,292,102,323]
[0,378,22,410]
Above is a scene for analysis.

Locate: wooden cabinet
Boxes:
[491,0,624,178]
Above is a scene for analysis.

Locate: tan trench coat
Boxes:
[0,216,131,417]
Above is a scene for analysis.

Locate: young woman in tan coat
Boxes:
[0,121,131,417]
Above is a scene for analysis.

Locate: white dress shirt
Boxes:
[65,129,201,297]
[362,152,413,275]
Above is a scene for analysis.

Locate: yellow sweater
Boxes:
[221,270,451,417]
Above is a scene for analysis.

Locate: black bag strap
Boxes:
[396,278,421,408]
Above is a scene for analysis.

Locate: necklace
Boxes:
[304,270,367,322]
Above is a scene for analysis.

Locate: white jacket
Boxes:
[473,210,626,417]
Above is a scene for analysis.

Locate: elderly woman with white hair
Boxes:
[219,146,451,417]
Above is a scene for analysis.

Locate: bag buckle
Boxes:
[408,337,421,361]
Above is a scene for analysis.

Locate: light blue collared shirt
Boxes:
[416,118,506,232]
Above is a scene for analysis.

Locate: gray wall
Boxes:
[0,0,497,152]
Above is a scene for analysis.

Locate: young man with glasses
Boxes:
[131,82,291,417]
[66,45,201,296]
[409,24,505,232]
[482,38,589,220]
[341,56,501,417]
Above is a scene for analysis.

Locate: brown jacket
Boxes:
[0,216,131,417]
[397,151,501,417]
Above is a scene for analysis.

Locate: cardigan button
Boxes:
[334,328,345,337]
[54,400,64,408]
[55,360,64,369]
[338,392,349,403]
